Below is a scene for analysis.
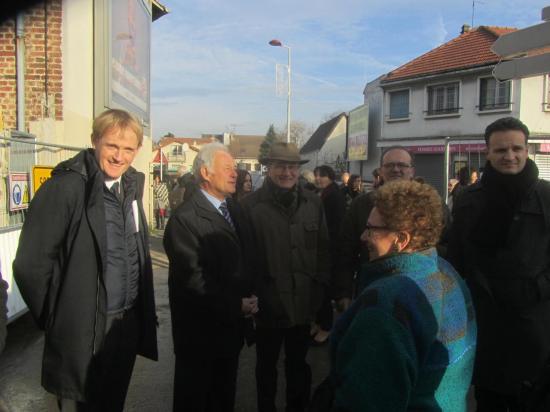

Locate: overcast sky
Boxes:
[150,0,547,139]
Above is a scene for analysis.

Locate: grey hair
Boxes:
[192,142,230,182]
[301,169,315,185]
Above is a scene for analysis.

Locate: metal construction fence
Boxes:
[0,131,85,231]
[0,131,85,322]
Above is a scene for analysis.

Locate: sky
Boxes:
[150,0,548,140]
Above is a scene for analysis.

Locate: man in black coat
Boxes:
[448,117,550,410]
[334,146,416,311]
[13,109,157,411]
[335,146,451,311]
[164,142,258,412]
[311,165,346,345]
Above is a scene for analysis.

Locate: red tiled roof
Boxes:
[383,26,517,82]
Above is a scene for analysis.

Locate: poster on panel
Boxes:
[347,104,369,161]
[110,0,151,123]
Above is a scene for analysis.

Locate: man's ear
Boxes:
[199,165,210,183]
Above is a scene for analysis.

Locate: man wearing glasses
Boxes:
[334,146,415,312]
[242,142,330,412]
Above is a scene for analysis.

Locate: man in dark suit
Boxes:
[164,142,258,412]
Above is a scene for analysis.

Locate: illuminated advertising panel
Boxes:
[347,104,369,161]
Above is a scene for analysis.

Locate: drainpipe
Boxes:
[16,12,25,131]
[444,137,451,204]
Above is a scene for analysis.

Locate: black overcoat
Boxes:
[164,187,257,356]
[448,178,550,394]
[13,149,158,401]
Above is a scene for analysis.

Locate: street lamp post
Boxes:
[269,39,291,143]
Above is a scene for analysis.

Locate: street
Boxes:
[0,232,331,412]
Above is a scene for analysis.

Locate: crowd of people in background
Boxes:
[153,156,372,225]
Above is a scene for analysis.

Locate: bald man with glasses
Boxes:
[333,146,450,312]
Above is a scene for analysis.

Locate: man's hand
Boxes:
[334,297,352,314]
[241,295,259,318]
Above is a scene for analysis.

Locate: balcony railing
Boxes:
[425,107,461,116]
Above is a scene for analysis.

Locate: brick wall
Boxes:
[0,0,63,131]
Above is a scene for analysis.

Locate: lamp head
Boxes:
[269,39,282,47]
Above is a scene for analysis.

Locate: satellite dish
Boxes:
[182,143,189,152]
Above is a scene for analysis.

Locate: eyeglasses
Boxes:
[382,162,412,170]
[364,223,391,236]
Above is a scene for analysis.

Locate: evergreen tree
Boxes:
[259,124,277,158]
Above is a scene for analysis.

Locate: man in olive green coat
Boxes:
[242,142,330,412]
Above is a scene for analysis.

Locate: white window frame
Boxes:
[544,74,550,112]
[386,88,411,122]
[424,80,461,118]
[477,76,513,113]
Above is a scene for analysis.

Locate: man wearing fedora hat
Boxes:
[242,142,330,412]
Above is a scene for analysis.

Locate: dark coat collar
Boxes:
[191,188,239,242]
[255,180,310,204]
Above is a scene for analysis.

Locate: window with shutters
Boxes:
[388,89,410,120]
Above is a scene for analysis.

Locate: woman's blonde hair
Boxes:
[374,180,443,250]
[91,109,143,146]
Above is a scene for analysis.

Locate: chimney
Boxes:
[461,24,471,34]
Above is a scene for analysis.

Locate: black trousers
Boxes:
[474,386,521,412]
[173,347,241,412]
[58,307,139,412]
[315,289,333,332]
[256,325,311,412]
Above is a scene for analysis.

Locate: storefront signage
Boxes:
[401,144,486,154]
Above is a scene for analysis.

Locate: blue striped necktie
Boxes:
[219,201,235,230]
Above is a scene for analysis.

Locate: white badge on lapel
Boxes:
[132,200,140,232]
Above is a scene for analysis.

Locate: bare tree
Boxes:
[276,121,314,148]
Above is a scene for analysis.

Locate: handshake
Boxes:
[241,295,259,318]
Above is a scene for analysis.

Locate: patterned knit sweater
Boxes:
[330,248,477,412]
